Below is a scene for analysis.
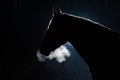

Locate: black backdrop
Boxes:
[1,0,120,80]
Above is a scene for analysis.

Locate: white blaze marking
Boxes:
[36,44,71,63]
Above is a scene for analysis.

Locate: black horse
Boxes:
[40,9,120,80]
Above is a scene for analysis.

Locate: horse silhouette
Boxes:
[40,9,120,79]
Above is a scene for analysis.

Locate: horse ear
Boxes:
[52,8,62,16]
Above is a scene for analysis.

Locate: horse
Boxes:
[40,9,120,80]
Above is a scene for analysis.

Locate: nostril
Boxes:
[36,50,47,62]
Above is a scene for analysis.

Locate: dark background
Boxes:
[1,0,120,32]
[1,0,120,79]
[56,0,120,32]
